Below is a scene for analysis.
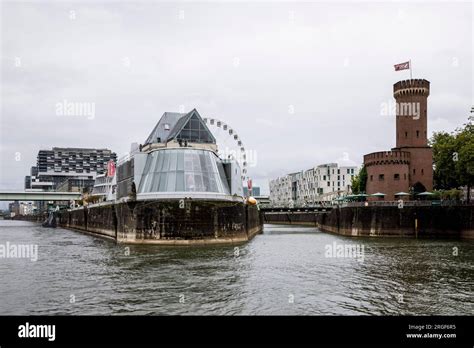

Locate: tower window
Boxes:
[421,169,424,175]
[416,130,420,138]
[413,169,416,175]
[405,132,408,138]
[394,174,400,180]
[370,175,373,181]
[379,174,384,181]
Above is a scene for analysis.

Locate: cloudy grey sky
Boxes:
[1,1,472,204]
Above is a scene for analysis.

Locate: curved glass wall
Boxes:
[138,149,230,194]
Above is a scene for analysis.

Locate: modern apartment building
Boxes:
[269,162,359,207]
[269,174,293,207]
[25,147,117,192]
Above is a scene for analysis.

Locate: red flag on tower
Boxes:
[394,61,410,71]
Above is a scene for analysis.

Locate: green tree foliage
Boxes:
[351,165,367,194]
[431,132,459,189]
[351,174,359,194]
[455,117,474,192]
[430,115,473,201]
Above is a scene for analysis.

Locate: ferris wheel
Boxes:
[203,117,249,182]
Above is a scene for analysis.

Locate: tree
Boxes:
[351,165,367,194]
[431,131,459,189]
[455,116,474,202]
[430,114,474,202]
[351,174,359,194]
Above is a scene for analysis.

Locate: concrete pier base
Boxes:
[57,200,263,245]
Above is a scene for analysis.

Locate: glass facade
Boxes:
[176,115,214,143]
[138,149,230,194]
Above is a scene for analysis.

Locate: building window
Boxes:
[347,169,350,174]
[405,131,408,138]
[370,175,373,181]
[177,115,214,143]
[413,169,416,175]
[394,174,400,180]
[416,130,420,138]
[379,174,384,181]
[327,182,330,187]
[421,169,424,175]
[351,168,354,174]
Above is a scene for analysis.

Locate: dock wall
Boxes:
[264,205,474,239]
[55,200,263,245]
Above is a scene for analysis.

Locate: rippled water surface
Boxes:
[0,220,472,315]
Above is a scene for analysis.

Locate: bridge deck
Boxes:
[0,191,81,201]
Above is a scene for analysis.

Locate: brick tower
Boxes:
[364,79,433,200]
[392,79,433,193]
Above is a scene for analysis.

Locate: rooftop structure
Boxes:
[142,109,217,152]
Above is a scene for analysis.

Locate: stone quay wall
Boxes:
[264,205,474,239]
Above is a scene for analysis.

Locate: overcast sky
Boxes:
[0,1,472,204]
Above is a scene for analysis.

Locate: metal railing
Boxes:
[339,200,473,208]
[265,200,473,209]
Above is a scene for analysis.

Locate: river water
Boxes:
[0,220,472,315]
